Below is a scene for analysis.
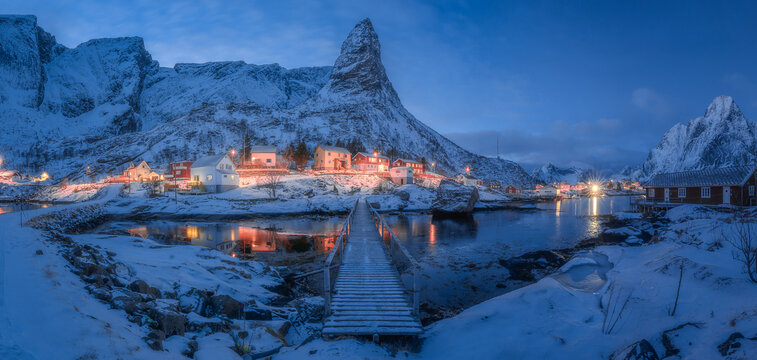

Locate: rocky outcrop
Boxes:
[610,339,659,360]
[431,180,479,216]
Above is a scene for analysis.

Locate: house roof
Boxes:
[318,145,350,154]
[394,158,420,164]
[191,154,228,168]
[250,145,277,153]
[356,152,389,160]
[645,166,755,187]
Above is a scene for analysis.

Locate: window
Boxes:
[678,188,686,198]
[328,152,331,156]
[701,187,711,198]
[750,185,755,196]
[231,175,235,180]
[206,175,213,181]
[266,159,271,163]
[648,189,655,197]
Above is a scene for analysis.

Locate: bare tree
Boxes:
[668,262,685,316]
[723,213,757,283]
[261,171,282,199]
[601,281,633,335]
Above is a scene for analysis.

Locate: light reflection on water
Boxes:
[101,218,345,258]
[0,203,51,215]
[381,196,633,310]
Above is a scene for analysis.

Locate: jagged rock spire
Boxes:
[325,18,400,102]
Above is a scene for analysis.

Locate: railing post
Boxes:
[413,266,419,316]
[323,266,331,315]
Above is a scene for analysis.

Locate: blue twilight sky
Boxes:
[7,0,757,171]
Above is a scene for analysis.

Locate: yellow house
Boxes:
[313,145,351,170]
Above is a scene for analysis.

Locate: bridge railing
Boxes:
[367,201,421,316]
[323,198,360,315]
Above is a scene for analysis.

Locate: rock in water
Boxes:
[431,179,479,216]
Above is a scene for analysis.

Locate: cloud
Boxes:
[631,88,670,117]
[445,118,647,172]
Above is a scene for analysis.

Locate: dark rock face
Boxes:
[660,322,702,358]
[208,294,244,319]
[128,280,161,299]
[244,307,273,321]
[148,305,186,337]
[499,250,569,282]
[431,180,479,216]
[610,339,659,360]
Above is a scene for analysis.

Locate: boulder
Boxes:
[186,312,230,333]
[148,302,187,336]
[244,307,272,321]
[717,332,757,357]
[128,280,161,299]
[431,179,479,216]
[207,294,244,319]
[396,190,410,201]
[610,339,659,360]
[111,289,146,314]
[661,322,702,358]
[146,330,165,351]
[179,289,208,314]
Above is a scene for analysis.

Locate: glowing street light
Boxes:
[373,151,378,157]
[465,166,470,174]
[591,184,599,193]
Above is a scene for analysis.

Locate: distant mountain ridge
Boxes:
[634,96,757,181]
[0,15,533,186]
[531,163,592,185]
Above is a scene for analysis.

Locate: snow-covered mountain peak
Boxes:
[635,96,757,180]
[703,95,742,120]
[325,18,399,102]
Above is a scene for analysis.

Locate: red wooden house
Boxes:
[165,161,193,180]
[644,166,757,206]
[352,152,390,172]
[504,185,521,194]
[392,159,424,174]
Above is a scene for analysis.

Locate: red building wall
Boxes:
[169,161,193,180]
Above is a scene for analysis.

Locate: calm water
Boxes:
[94,196,634,311]
[0,202,51,215]
[95,217,347,258]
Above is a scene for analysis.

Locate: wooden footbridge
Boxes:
[322,199,422,337]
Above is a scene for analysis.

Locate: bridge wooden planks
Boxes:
[322,200,423,336]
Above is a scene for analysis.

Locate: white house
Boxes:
[537,185,560,198]
[456,174,482,187]
[249,146,280,168]
[390,167,413,186]
[190,154,239,193]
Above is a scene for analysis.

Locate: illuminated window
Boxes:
[206,175,213,181]
[701,187,711,198]
[678,188,686,198]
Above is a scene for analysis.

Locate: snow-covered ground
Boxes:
[5,180,756,359]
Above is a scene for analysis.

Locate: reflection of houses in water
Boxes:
[237,226,277,253]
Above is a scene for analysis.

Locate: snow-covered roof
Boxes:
[318,145,350,154]
[356,152,389,160]
[645,166,755,187]
[394,158,420,164]
[191,154,228,168]
[250,145,277,154]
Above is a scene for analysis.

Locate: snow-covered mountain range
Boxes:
[633,96,757,181]
[0,16,533,186]
[530,163,593,185]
